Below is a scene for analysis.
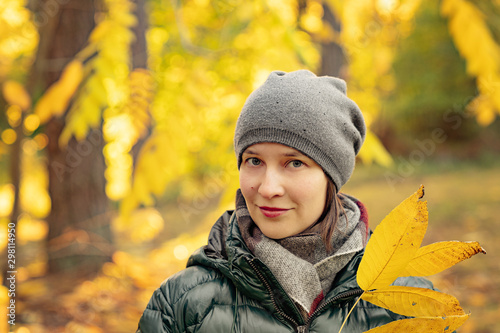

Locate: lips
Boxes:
[259,206,290,218]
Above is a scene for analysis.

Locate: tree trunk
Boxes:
[131,0,148,69]
[130,0,151,166]
[30,0,113,276]
[319,3,345,78]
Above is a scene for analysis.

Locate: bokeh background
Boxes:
[1,0,499,332]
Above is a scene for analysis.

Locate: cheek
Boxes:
[239,171,255,198]
[296,174,328,209]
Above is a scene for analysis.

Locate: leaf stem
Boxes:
[338,291,365,333]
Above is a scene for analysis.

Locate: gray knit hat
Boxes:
[234,70,366,191]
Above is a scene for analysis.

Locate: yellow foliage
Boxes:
[358,131,393,167]
[0,0,38,79]
[2,80,31,110]
[364,315,470,333]
[17,278,50,299]
[6,105,22,127]
[17,215,48,244]
[400,241,486,277]
[22,260,47,279]
[34,60,84,124]
[111,251,154,288]
[301,1,324,34]
[147,232,209,281]
[348,185,484,332]
[59,0,136,146]
[0,184,14,217]
[122,131,191,213]
[126,69,154,137]
[1,128,16,145]
[357,185,428,291]
[0,218,9,251]
[441,0,500,125]
[362,286,464,317]
[468,93,499,126]
[113,207,164,243]
[0,285,8,333]
[103,69,155,201]
[20,144,51,218]
[24,114,40,133]
[329,0,429,165]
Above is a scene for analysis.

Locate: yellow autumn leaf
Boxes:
[357,185,428,291]
[400,241,486,277]
[441,0,500,125]
[341,185,486,332]
[113,207,164,243]
[17,216,48,244]
[2,80,31,110]
[127,68,154,138]
[58,60,84,99]
[358,130,393,167]
[472,95,497,126]
[363,314,470,333]
[361,286,465,318]
[35,60,84,123]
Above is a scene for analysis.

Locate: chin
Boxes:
[262,233,287,240]
[258,227,290,240]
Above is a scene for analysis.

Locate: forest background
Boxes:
[0,0,499,332]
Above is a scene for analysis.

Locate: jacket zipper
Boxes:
[294,289,364,333]
[246,258,300,328]
[316,288,364,314]
[296,326,308,333]
[246,257,364,333]
[306,288,365,327]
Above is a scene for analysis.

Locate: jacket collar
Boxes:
[188,212,294,321]
[187,210,365,324]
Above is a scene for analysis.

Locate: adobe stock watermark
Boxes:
[50,129,103,182]
[6,220,17,328]
[346,17,404,58]
[178,162,238,223]
[32,0,72,27]
[384,108,474,190]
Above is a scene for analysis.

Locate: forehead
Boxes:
[243,142,305,156]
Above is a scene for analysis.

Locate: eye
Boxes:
[246,157,261,166]
[289,160,303,168]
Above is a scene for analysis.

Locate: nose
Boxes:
[258,168,285,199]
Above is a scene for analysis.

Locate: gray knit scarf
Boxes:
[235,189,368,318]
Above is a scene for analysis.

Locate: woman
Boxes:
[137,70,435,332]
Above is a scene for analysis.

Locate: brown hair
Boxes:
[319,179,347,252]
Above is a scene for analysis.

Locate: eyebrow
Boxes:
[243,149,306,158]
[243,149,258,155]
[283,152,303,157]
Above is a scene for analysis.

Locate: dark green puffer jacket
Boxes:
[137,210,435,333]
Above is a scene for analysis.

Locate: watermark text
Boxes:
[6,221,17,327]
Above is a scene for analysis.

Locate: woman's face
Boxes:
[239,142,328,239]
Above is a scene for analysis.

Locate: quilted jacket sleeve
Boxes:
[393,275,434,288]
[136,284,175,333]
